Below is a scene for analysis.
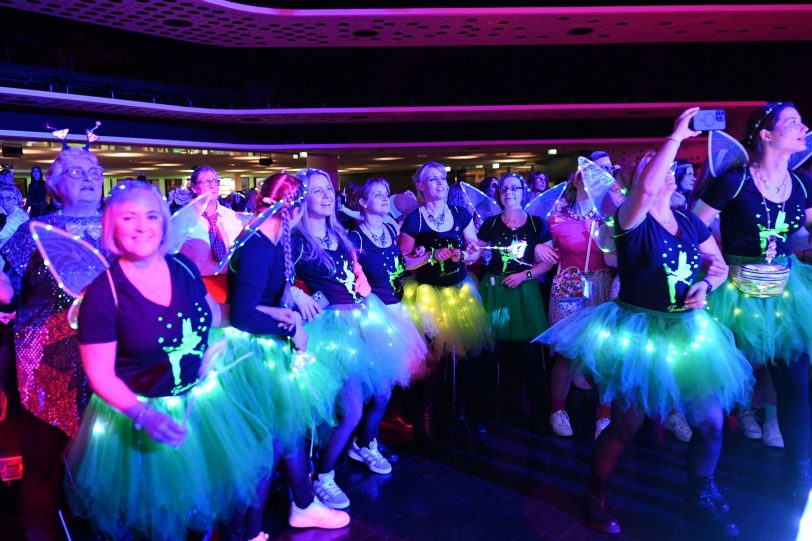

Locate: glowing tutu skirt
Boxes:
[706,255,812,366]
[402,276,493,361]
[480,273,547,341]
[305,293,425,400]
[208,327,341,453]
[65,376,274,541]
[535,300,753,422]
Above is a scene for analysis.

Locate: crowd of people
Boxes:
[0,102,810,540]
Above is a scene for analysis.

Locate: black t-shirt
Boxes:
[350,223,405,305]
[616,210,711,313]
[700,167,812,259]
[478,214,550,275]
[78,254,212,397]
[227,231,296,337]
[294,235,362,305]
[400,205,473,286]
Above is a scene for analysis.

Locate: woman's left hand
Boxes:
[683,281,709,310]
[502,272,526,288]
[704,255,729,277]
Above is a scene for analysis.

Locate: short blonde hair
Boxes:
[46,147,101,201]
[101,180,171,257]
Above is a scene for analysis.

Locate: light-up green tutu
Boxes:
[402,276,493,361]
[535,300,753,422]
[479,273,547,341]
[706,255,812,366]
[209,327,341,453]
[65,375,274,541]
[305,293,424,401]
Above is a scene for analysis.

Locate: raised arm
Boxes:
[617,107,701,231]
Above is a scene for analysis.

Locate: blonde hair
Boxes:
[294,168,356,274]
[412,162,446,204]
[101,180,171,257]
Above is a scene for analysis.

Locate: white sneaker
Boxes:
[762,418,785,448]
[312,470,350,510]
[664,412,693,443]
[289,497,351,529]
[739,409,763,439]
[347,437,392,474]
[550,410,574,437]
[594,417,611,440]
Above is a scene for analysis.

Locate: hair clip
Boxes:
[745,102,784,145]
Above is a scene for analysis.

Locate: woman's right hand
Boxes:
[0,272,13,305]
[294,293,323,322]
[670,107,702,143]
[291,313,308,351]
[412,245,427,258]
[133,406,188,447]
[434,247,457,261]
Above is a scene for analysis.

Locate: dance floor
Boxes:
[1,383,804,541]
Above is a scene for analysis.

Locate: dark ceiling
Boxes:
[0,2,809,174]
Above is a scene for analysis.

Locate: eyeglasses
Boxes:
[65,166,104,181]
[499,185,524,193]
[193,178,220,187]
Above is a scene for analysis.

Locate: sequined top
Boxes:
[1,213,111,437]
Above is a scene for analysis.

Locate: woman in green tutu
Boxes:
[66,181,275,541]
[537,108,752,537]
[477,172,556,428]
[216,171,350,532]
[693,101,812,503]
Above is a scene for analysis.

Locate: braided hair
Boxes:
[259,172,303,308]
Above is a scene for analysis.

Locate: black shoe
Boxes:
[585,489,621,534]
[686,477,739,537]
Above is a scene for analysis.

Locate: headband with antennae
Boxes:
[45,121,102,151]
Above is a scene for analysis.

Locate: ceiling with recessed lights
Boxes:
[0,2,809,184]
[2,2,810,47]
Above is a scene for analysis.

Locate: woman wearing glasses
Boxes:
[0,146,113,540]
[476,172,556,428]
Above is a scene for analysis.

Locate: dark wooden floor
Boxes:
[0,384,806,541]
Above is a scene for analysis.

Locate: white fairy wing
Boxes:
[524,182,568,220]
[708,130,749,178]
[459,182,502,222]
[215,200,284,275]
[30,222,109,298]
[789,132,812,171]
[578,157,626,220]
[235,212,254,227]
[165,192,211,254]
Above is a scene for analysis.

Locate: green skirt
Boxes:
[706,255,812,366]
[209,327,341,454]
[479,273,548,341]
[535,300,753,423]
[65,375,274,541]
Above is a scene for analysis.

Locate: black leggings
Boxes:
[591,400,724,491]
[768,355,810,463]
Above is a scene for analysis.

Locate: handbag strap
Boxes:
[583,219,595,273]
